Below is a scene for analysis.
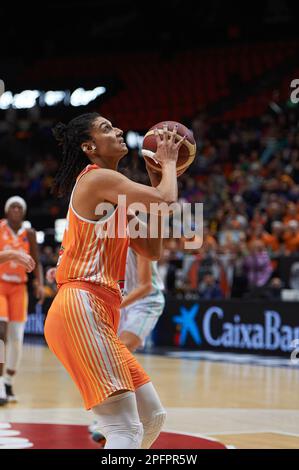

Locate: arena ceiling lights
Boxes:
[0,86,106,109]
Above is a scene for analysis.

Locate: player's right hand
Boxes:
[14,252,36,272]
[46,267,57,283]
[154,123,186,166]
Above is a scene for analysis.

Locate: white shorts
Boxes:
[119,294,165,346]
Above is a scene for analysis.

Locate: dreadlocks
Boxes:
[52,112,100,197]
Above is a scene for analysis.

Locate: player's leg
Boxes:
[119,299,165,352]
[92,391,143,449]
[45,286,144,448]
[4,322,26,402]
[118,306,142,352]
[0,283,9,406]
[117,301,166,447]
[91,306,166,446]
[119,330,142,352]
[135,382,167,449]
[118,340,166,449]
[4,284,28,402]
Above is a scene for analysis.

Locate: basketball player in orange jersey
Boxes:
[48,247,165,443]
[44,112,185,449]
[0,196,44,405]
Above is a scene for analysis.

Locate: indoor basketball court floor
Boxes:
[0,340,298,449]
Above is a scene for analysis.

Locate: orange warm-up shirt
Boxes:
[0,219,30,284]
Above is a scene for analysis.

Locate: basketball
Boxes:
[141,121,196,175]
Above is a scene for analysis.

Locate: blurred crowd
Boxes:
[1,101,299,300]
[158,104,299,300]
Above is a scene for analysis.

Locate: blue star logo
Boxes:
[173,304,201,346]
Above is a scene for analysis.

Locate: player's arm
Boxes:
[128,162,165,260]
[120,253,153,309]
[0,250,35,271]
[87,164,177,210]
[27,228,45,304]
[86,124,185,212]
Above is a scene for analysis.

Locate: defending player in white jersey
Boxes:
[119,246,165,352]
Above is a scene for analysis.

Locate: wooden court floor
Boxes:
[0,342,298,449]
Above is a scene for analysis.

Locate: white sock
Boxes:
[6,322,25,372]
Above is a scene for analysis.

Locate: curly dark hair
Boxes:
[52,112,100,197]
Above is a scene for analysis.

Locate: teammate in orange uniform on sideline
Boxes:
[44,113,185,449]
[0,196,45,405]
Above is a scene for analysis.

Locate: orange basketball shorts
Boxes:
[44,282,150,410]
[0,281,28,322]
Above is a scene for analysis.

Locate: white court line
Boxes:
[207,429,299,437]
[165,428,218,441]
[164,428,231,448]
[271,431,299,438]
[206,429,278,436]
[0,430,20,437]
[0,437,31,444]
[0,423,11,429]
[0,443,33,449]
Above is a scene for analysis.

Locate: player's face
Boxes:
[7,203,24,224]
[90,117,128,159]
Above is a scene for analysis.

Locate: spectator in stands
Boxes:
[249,222,281,254]
[289,262,299,290]
[265,277,284,300]
[264,202,283,233]
[243,240,273,290]
[161,238,183,293]
[230,242,248,298]
[283,202,299,224]
[198,273,223,300]
[1,101,299,301]
[283,220,299,253]
[270,221,285,253]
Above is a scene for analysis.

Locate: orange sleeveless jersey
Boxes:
[0,219,30,284]
[56,164,129,298]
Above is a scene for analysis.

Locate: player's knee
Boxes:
[145,408,167,432]
[120,333,142,352]
[142,408,166,448]
[103,421,144,449]
[126,341,139,353]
